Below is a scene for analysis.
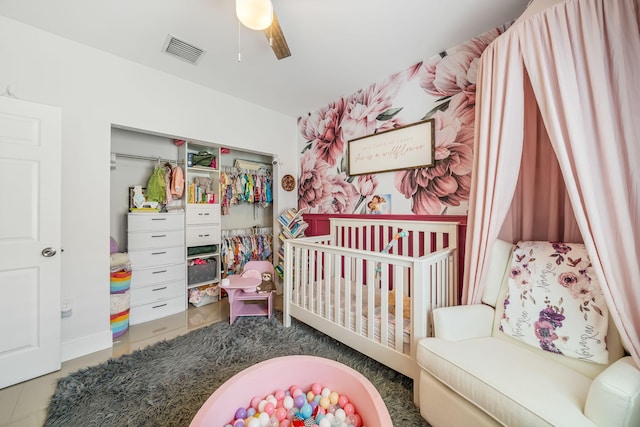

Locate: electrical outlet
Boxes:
[61,298,73,318]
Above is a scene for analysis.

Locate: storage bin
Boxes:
[110,290,130,314]
[110,270,132,293]
[110,308,130,339]
[188,260,217,285]
[188,285,219,307]
[187,245,217,257]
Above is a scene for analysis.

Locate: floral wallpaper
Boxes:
[297,24,510,215]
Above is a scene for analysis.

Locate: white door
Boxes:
[0,96,62,388]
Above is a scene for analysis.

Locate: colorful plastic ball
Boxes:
[266,395,278,406]
[247,408,257,417]
[318,418,331,427]
[319,396,330,409]
[263,402,275,416]
[258,412,270,427]
[250,396,262,409]
[275,407,287,421]
[306,391,315,402]
[321,387,331,398]
[234,407,248,420]
[309,400,318,411]
[258,400,268,412]
[300,403,313,418]
[280,420,290,427]
[283,396,294,410]
[338,395,349,408]
[329,391,339,405]
[294,394,306,409]
[334,408,346,422]
[274,389,285,400]
[343,403,355,416]
[247,418,260,427]
[233,420,244,427]
[311,383,323,395]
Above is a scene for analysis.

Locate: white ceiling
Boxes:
[0,0,530,118]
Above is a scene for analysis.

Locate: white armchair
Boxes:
[416,240,640,427]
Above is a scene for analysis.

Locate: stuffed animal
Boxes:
[256,272,276,294]
[388,290,411,319]
[193,177,213,194]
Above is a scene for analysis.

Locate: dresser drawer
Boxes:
[186,204,220,225]
[128,229,184,250]
[186,225,221,246]
[128,212,184,232]
[131,263,185,288]
[130,279,184,306]
[129,246,184,269]
[129,295,185,325]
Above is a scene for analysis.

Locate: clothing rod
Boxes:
[112,152,178,164]
[222,227,273,237]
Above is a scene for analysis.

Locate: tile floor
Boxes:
[0,299,243,427]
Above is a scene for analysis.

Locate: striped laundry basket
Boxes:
[110,270,132,338]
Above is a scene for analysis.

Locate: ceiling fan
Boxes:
[236,0,291,60]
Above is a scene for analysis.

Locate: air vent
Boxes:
[162,34,205,64]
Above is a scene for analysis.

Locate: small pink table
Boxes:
[220,276,274,325]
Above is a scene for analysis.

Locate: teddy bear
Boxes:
[256,272,276,294]
[388,290,411,319]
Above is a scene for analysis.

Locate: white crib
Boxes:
[283,218,459,405]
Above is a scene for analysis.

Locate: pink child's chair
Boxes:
[220,261,275,325]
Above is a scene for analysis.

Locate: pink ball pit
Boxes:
[190,355,392,427]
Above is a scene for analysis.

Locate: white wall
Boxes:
[0,16,298,360]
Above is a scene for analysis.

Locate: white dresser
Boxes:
[127,212,185,324]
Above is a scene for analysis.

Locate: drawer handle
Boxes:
[151,234,167,238]
[152,270,167,274]
[152,286,168,292]
[152,303,168,309]
[198,234,210,237]
[152,327,168,334]
[151,251,167,255]
[198,212,210,216]
[151,218,167,221]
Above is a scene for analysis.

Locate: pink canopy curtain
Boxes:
[463,0,640,365]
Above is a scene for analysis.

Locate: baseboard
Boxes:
[61,329,113,362]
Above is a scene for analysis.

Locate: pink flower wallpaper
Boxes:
[297,24,510,215]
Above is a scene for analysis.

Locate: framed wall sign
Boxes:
[347,119,435,176]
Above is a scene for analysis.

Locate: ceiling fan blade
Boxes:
[264,10,291,60]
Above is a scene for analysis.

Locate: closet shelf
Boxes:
[187,252,218,261]
[188,165,217,173]
[187,281,217,290]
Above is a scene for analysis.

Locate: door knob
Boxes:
[42,247,57,257]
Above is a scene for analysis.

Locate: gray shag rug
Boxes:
[45,312,429,426]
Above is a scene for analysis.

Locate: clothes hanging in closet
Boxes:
[219,169,272,215]
[221,229,273,275]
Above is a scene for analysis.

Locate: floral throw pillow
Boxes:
[500,241,609,364]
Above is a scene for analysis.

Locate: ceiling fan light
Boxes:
[236,0,274,31]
